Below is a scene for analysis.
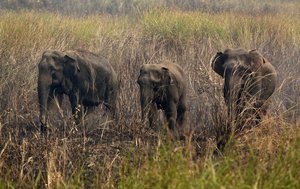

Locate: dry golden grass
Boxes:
[0,9,299,188]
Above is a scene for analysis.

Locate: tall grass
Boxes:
[120,125,300,189]
[141,9,300,48]
[0,8,299,188]
[1,0,300,16]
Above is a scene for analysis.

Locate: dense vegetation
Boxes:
[0,1,299,188]
[1,0,300,15]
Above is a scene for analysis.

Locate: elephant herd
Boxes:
[37,48,277,139]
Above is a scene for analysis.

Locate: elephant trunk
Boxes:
[38,73,51,128]
[140,86,153,121]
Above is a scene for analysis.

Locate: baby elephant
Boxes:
[137,61,187,137]
[38,49,118,133]
[211,48,277,128]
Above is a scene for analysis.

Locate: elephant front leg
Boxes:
[39,88,56,134]
[176,101,187,139]
[165,102,177,130]
[69,93,84,125]
[165,112,177,130]
[176,101,186,127]
[165,102,178,139]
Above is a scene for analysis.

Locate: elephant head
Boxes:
[211,51,229,77]
[37,50,80,130]
[211,48,277,128]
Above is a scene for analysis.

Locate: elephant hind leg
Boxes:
[104,87,119,121]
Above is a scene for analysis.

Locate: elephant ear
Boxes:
[211,52,227,77]
[161,67,172,85]
[63,53,80,77]
[248,49,265,71]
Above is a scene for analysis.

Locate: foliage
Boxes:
[119,129,300,189]
[1,0,300,16]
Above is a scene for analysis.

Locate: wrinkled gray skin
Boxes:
[211,48,277,127]
[38,49,118,133]
[137,61,187,136]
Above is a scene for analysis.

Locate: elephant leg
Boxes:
[69,93,84,125]
[164,102,178,140]
[176,100,186,127]
[40,88,57,133]
[165,102,177,131]
[176,100,187,139]
[47,89,56,111]
[107,89,118,121]
[102,84,118,121]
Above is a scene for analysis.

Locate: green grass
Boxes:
[140,9,300,48]
[119,127,300,189]
[141,9,227,41]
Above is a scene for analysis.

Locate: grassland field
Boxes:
[0,6,300,188]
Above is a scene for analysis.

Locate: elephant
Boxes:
[211,48,277,129]
[137,61,187,138]
[37,49,118,133]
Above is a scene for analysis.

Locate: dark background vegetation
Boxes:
[1,0,300,15]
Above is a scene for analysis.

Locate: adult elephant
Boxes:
[38,49,118,133]
[211,48,277,129]
[137,61,187,138]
